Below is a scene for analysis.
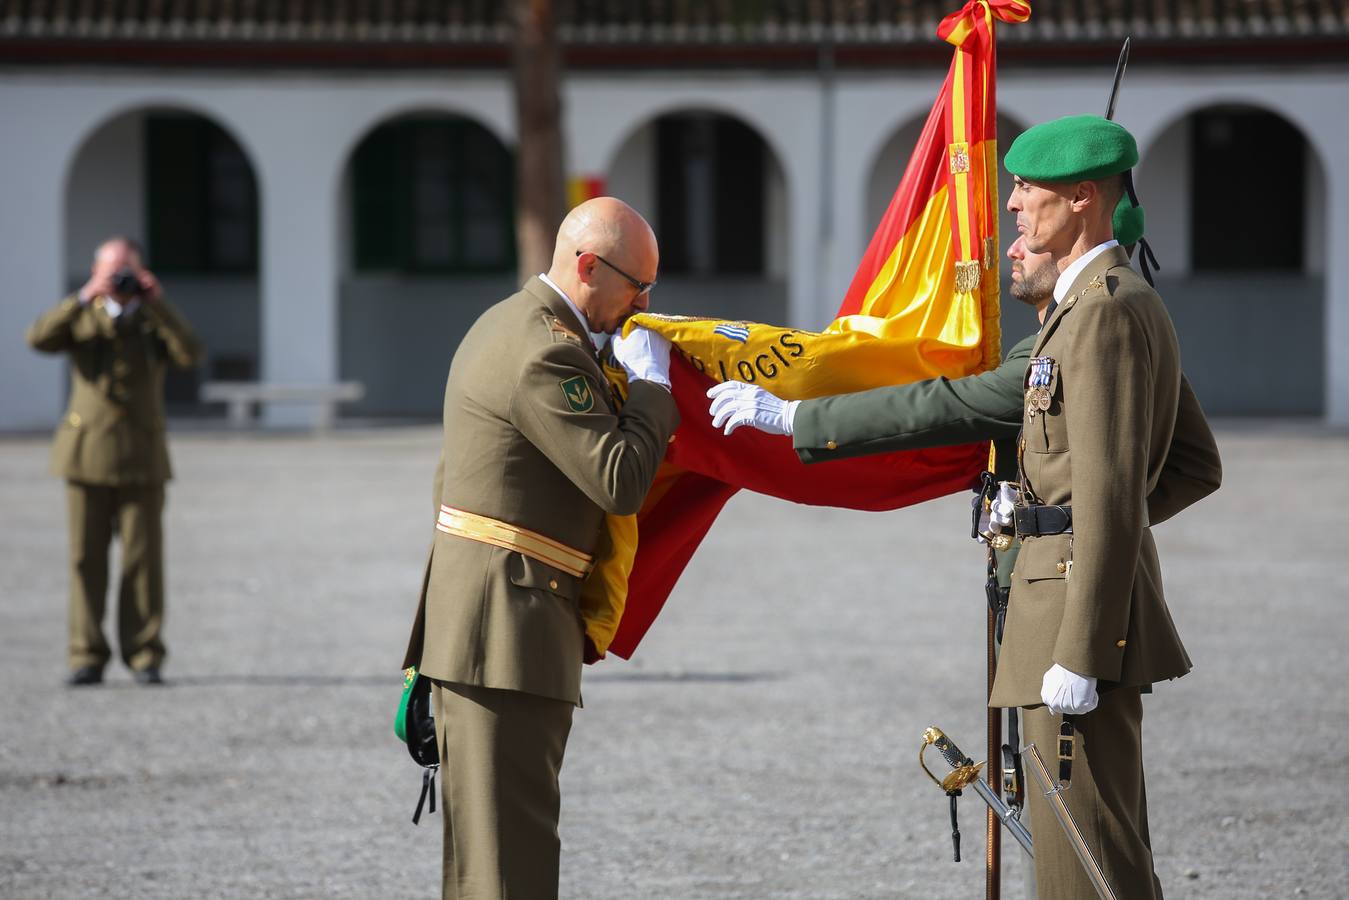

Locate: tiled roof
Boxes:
[2,1,1346,68]
[3,1,1347,44]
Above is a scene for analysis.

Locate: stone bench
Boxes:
[200,381,366,430]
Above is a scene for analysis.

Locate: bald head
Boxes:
[546,197,659,334]
[94,237,142,267]
[550,197,655,272]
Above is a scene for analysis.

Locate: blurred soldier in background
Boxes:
[26,237,202,687]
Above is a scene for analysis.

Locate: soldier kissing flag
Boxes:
[581,0,1032,660]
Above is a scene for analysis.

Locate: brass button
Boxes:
[825,440,838,450]
[1055,561,1067,574]
[1116,639,1127,648]
[67,412,81,427]
[548,579,559,591]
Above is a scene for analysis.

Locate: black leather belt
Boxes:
[1014,504,1073,536]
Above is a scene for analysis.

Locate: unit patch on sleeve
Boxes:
[559,375,595,413]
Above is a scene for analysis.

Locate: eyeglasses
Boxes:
[576,250,656,296]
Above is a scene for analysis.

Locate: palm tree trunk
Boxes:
[511,0,567,281]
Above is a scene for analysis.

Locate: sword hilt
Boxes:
[920,726,984,794]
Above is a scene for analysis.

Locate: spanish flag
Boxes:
[585,1,1031,660]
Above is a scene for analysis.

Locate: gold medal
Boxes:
[1036,387,1052,411]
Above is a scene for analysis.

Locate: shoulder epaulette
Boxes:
[545,315,584,347]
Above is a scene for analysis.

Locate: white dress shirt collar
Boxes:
[1053,239,1119,303]
[538,273,605,350]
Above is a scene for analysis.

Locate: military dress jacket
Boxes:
[26,295,203,486]
[989,245,1219,709]
[792,330,1219,526]
[403,277,679,705]
[791,326,1219,591]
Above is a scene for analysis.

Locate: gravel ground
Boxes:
[0,424,1345,899]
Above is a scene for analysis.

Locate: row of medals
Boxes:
[1026,357,1054,418]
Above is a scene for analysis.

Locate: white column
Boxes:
[1326,144,1349,425]
[0,107,70,430]
[254,132,342,428]
[780,97,824,329]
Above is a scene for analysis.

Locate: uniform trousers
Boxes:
[1022,687,1163,900]
[432,680,574,900]
[66,481,165,672]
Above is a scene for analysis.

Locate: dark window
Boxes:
[145,115,258,273]
[1190,109,1304,271]
[657,113,765,276]
[352,117,515,273]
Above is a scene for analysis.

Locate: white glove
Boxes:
[1040,663,1099,715]
[611,326,672,389]
[706,381,799,436]
[991,482,1018,530]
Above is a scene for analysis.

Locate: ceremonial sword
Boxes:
[919,726,1034,858]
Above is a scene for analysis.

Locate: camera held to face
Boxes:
[111,267,143,297]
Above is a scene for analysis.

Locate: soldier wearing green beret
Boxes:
[26,237,203,687]
[708,116,1221,899]
[993,113,1217,900]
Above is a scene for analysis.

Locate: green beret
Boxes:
[1005,115,1139,182]
[1113,196,1145,246]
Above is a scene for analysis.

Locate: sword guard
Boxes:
[920,726,984,793]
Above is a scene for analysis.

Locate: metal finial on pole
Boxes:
[1104,37,1131,121]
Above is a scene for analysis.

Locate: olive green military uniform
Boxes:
[988,245,1217,899]
[794,333,1219,579]
[792,299,1220,899]
[26,294,202,674]
[402,277,678,900]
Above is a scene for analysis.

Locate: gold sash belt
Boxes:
[435,505,593,579]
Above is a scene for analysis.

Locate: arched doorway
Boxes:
[339,111,516,418]
[1140,103,1326,415]
[64,107,260,412]
[606,109,789,326]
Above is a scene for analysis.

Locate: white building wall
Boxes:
[1306,144,1327,276]
[1,62,1347,428]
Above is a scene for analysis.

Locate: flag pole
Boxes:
[986,580,1001,900]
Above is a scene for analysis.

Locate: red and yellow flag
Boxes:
[586,1,1030,660]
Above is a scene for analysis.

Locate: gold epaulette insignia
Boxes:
[548,317,583,346]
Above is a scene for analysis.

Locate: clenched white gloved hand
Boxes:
[991,481,1018,530]
[611,326,672,389]
[1041,663,1099,715]
[706,381,799,436]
